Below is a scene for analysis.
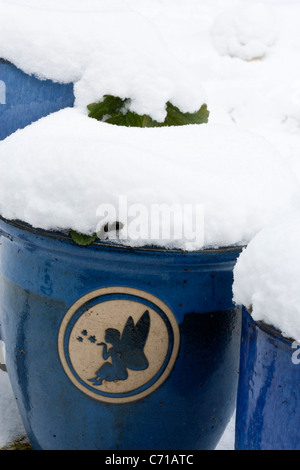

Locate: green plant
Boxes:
[70,230,97,247]
[87,95,209,127]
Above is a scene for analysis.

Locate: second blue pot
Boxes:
[0,60,74,140]
[235,308,300,450]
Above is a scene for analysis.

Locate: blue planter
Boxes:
[235,307,300,450]
[0,217,242,450]
[0,59,74,140]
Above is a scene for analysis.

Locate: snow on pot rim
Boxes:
[0,107,297,252]
[233,209,300,342]
[0,216,245,259]
[242,307,296,345]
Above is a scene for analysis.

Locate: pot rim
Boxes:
[0,216,245,255]
[244,307,295,344]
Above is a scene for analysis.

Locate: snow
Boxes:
[0,374,27,448]
[210,4,279,61]
[0,0,207,122]
[0,0,299,250]
[233,210,300,341]
[1,0,300,450]
[0,108,297,250]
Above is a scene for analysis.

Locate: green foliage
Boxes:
[70,230,97,246]
[87,95,209,127]
[0,436,32,450]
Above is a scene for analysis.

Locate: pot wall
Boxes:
[0,60,74,140]
[0,218,242,450]
[235,308,300,450]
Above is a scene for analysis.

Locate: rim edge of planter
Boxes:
[0,216,245,256]
[242,306,295,345]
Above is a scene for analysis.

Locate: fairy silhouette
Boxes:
[88,310,151,386]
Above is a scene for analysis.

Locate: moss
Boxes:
[0,436,32,451]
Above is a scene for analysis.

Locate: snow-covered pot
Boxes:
[235,307,300,450]
[0,59,74,140]
[233,210,300,450]
[0,216,242,450]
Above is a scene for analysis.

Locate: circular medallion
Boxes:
[58,287,180,403]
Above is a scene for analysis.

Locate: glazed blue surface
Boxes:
[0,218,242,450]
[0,60,74,140]
[235,308,300,450]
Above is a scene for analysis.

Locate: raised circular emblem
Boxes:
[58,287,180,403]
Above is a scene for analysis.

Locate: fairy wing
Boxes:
[121,310,151,371]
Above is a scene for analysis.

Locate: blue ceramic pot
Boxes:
[235,307,300,450]
[0,59,74,140]
[0,217,242,450]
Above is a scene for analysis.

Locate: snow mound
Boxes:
[0,0,206,122]
[233,209,300,340]
[210,4,279,61]
[0,107,297,250]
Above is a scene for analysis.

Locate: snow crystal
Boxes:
[0,107,297,250]
[233,209,300,341]
[0,368,27,448]
[210,4,279,61]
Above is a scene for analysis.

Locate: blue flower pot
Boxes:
[0,217,242,450]
[235,307,300,450]
[0,59,74,140]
